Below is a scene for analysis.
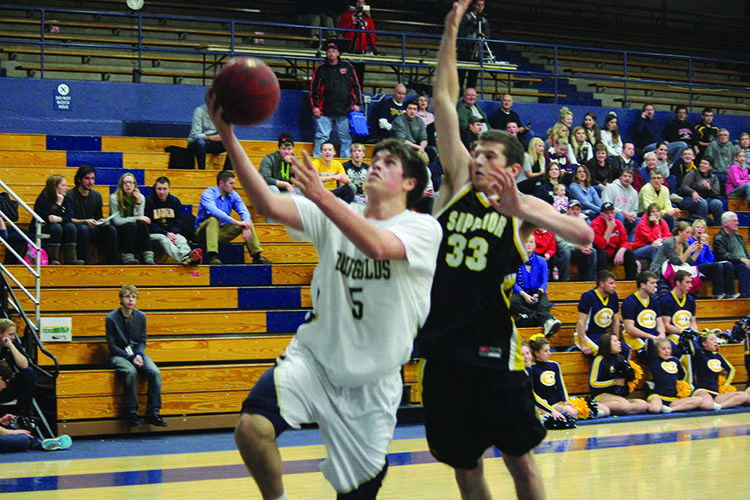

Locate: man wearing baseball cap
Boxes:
[591,201,637,279]
[309,40,362,159]
[259,132,300,195]
[555,199,598,281]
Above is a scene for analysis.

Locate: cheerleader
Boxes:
[687,332,750,409]
[589,333,653,415]
[529,335,580,419]
[645,338,714,413]
[522,341,558,417]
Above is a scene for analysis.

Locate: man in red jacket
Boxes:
[591,202,637,279]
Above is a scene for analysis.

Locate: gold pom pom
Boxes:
[718,374,737,393]
[676,380,692,398]
[627,359,645,394]
[569,397,591,419]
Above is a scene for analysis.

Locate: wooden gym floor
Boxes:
[1,410,749,499]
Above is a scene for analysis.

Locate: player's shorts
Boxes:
[241,339,402,493]
[421,358,547,470]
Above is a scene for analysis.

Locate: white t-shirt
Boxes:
[288,197,442,387]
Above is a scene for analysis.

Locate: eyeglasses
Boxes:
[122,180,135,185]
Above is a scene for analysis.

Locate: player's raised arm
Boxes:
[433,0,473,204]
[206,91,302,231]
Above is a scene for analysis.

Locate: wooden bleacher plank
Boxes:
[0,150,66,166]
[255,243,318,264]
[64,310,272,338]
[58,390,251,420]
[57,364,268,397]
[121,152,170,169]
[0,133,46,151]
[38,336,293,366]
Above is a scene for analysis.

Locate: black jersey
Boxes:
[417,184,526,370]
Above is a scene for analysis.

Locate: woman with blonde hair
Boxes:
[518,137,547,194]
[110,173,154,265]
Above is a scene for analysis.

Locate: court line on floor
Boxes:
[2,422,750,493]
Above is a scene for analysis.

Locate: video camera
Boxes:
[355,4,371,17]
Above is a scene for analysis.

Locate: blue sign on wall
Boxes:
[53,83,72,111]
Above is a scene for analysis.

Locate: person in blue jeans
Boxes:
[105,285,166,428]
[678,156,723,226]
[0,360,72,453]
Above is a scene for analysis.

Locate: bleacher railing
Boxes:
[0,5,748,108]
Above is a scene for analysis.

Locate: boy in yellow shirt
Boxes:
[312,141,355,202]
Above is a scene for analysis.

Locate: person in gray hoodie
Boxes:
[602,168,640,240]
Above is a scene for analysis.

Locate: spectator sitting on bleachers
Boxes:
[678,155,723,226]
[259,132,299,195]
[602,168,639,240]
[194,170,268,265]
[518,137,547,194]
[110,173,154,266]
[460,116,484,151]
[599,112,622,158]
[546,137,573,182]
[737,132,750,168]
[632,103,663,156]
[342,142,370,202]
[65,165,118,265]
[555,200,597,282]
[589,332,652,416]
[713,211,750,298]
[644,337,714,413]
[187,103,231,171]
[654,141,674,180]
[568,165,601,220]
[528,336,579,418]
[544,121,570,155]
[591,202,637,280]
[510,234,562,337]
[567,126,593,167]
[621,270,664,353]
[372,84,407,141]
[693,107,719,161]
[456,87,488,134]
[576,269,620,355]
[0,319,36,418]
[296,0,338,47]
[633,151,663,192]
[638,169,680,231]
[612,142,639,178]
[689,218,737,300]
[145,176,201,266]
[705,128,735,186]
[664,105,694,157]
[106,285,167,428]
[669,146,696,194]
[552,183,568,213]
[490,94,532,146]
[535,163,563,205]
[649,221,701,298]
[586,143,619,193]
[632,203,670,263]
[392,100,429,163]
[416,93,436,147]
[0,359,72,452]
[312,142,356,203]
[30,175,83,265]
[581,111,600,147]
[685,331,750,409]
[533,227,564,283]
[727,149,750,203]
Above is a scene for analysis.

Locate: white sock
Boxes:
[270,495,288,500]
[713,402,722,411]
[661,406,672,413]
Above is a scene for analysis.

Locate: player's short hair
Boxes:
[701,107,713,115]
[477,129,524,167]
[0,318,15,335]
[216,170,235,185]
[372,138,427,209]
[701,155,714,167]
[673,269,692,284]
[351,143,365,152]
[529,336,550,355]
[596,269,616,285]
[74,165,96,187]
[636,270,657,287]
[119,284,138,298]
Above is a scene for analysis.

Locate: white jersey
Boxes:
[288,197,442,387]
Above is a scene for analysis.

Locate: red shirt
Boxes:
[533,228,557,259]
[632,217,670,250]
[591,215,630,257]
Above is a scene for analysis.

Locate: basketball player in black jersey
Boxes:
[416,2,594,499]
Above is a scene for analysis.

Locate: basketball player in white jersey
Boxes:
[417,2,594,499]
[206,93,441,499]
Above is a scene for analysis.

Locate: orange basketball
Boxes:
[210,57,280,126]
